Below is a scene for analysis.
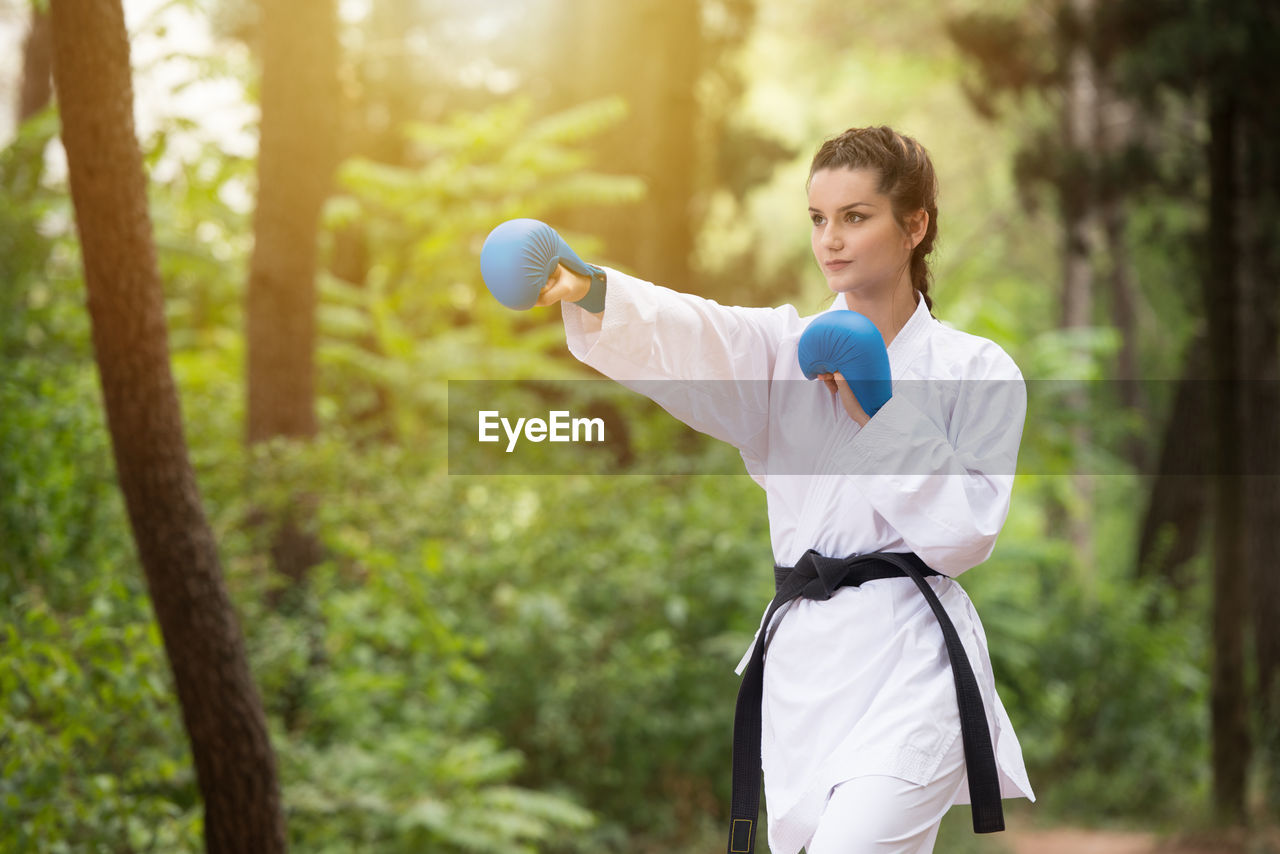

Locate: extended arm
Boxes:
[561,267,796,463]
[480,218,794,461]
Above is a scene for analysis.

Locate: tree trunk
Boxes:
[47,2,286,850]
[548,0,702,290]
[17,3,53,123]
[1054,0,1098,566]
[1201,0,1280,817]
[245,0,339,585]
[1236,76,1280,820]
[640,0,701,289]
[1244,295,1280,819]
[245,0,338,443]
[1101,195,1148,469]
[1061,0,1097,333]
[1204,89,1250,827]
[1135,335,1209,595]
[1093,72,1150,472]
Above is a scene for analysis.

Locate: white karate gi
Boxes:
[560,267,1035,854]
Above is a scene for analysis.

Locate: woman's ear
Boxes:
[906,209,929,249]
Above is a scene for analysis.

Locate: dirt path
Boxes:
[1004,827,1157,854]
[1003,824,1275,854]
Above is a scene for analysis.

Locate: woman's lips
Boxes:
[824,260,851,271]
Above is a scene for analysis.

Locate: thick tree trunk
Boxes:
[1250,420,1280,818]
[245,0,339,585]
[1236,91,1280,820]
[47,2,286,851]
[1204,92,1250,826]
[1202,0,1280,816]
[1244,317,1280,820]
[245,0,338,443]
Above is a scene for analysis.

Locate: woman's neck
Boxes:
[840,284,918,348]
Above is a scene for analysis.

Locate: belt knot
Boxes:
[774,549,870,601]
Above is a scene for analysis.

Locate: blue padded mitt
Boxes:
[480,218,605,312]
[797,310,892,416]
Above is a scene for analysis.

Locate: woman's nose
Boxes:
[820,224,842,249]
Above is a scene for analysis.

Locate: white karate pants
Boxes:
[803,731,969,854]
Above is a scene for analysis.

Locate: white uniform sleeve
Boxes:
[560,266,795,464]
[831,343,1027,577]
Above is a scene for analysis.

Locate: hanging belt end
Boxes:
[728,818,755,853]
[971,802,1006,834]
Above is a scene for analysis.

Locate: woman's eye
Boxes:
[846,213,863,223]
[811,215,825,225]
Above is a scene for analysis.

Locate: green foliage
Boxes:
[444,473,772,847]
[0,583,201,853]
[318,96,645,442]
[0,109,88,367]
[0,360,126,611]
[0,357,200,851]
[968,475,1211,824]
[147,134,255,355]
[1029,574,1209,821]
[267,555,596,853]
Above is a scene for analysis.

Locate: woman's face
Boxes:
[807,167,920,297]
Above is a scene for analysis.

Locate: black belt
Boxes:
[726,550,1005,854]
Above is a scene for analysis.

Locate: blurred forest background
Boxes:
[1,0,1278,851]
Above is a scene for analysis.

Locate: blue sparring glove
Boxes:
[480,218,607,312]
[797,310,892,416]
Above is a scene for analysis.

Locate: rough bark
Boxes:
[47,1,286,850]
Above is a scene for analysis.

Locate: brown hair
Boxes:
[807,126,939,313]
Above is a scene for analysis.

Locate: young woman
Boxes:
[534,125,1034,854]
